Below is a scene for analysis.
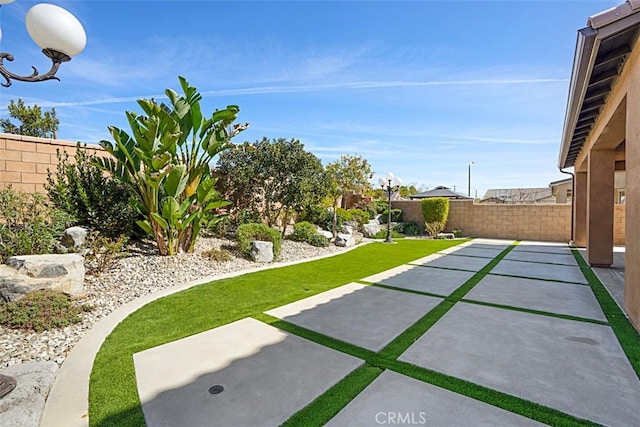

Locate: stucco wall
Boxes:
[0,133,106,193]
[392,199,625,244]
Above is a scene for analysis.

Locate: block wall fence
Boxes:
[0,133,107,194]
[392,199,626,245]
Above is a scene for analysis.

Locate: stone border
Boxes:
[40,242,370,427]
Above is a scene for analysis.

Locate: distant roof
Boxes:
[409,185,472,199]
[482,187,553,203]
[549,177,572,187]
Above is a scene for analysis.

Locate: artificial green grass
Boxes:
[571,248,640,378]
[89,239,464,426]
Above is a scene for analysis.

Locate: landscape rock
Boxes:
[0,361,58,427]
[363,222,382,238]
[318,230,333,240]
[61,226,88,248]
[342,225,355,235]
[352,231,364,244]
[335,233,356,247]
[0,254,85,302]
[250,241,274,263]
[437,232,455,240]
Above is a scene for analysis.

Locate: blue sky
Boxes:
[0,0,619,197]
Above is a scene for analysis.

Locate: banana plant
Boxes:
[95,77,247,255]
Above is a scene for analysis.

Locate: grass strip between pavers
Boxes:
[88,239,465,427]
[572,248,640,378]
[257,314,598,427]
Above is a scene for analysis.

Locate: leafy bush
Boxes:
[201,248,232,262]
[0,187,73,263]
[379,208,403,224]
[308,233,329,247]
[298,204,328,226]
[393,222,421,236]
[372,229,405,239]
[353,200,377,220]
[46,145,140,238]
[421,197,449,224]
[207,215,232,237]
[317,207,351,232]
[84,232,128,275]
[236,223,282,258]
[347,209,370,230]
[373,200,388,214]
[289,221,318,242]
[425,221,446,237]
[452,229,463,238]
[0,290,92,332]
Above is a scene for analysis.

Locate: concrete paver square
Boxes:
[470,238,514,247]
[492,259,587,284]
[399,304,640,426]
[266,283,442,351]
[504,250,578,266]
[411,254,492,272]
[133,318,362,427]
[361,265,475,296]
[442,246,504,258]
[512,241,572,255]
[327,370,542,426]
[465,275,606,321]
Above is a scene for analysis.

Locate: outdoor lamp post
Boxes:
[378,172,402,243]
[468,161,474,197]
[0,1,86,87]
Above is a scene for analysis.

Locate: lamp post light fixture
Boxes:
[467,161,474,197]
[0,1,86,87]
[378,172,402,243]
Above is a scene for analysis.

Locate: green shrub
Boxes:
[0,187,73,263]
[84,232,129,275]
[347,209,370,229]
[372,229,404,239]
[421,197,449,224]
[317,207,350,232]
[393,222,421,236]
[207,215,232,237]
[0,290,92,332]
[290,221,318,243]
[452,229,463,238]
[236,223,282,258]
[308,233,329,247]
[425,221,446,237]
[373,200,388,214]
[298,204,328,226]
[46,145,140,238]
[201,248,233,262]
[379,208,403,224]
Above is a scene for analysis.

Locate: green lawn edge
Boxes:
[89,239,465,426]
[571,248,640,377]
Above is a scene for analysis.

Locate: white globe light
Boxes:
[26,4,86,57]
[385,172,394,181]
[378,177,386,187]
[393,177,402,186]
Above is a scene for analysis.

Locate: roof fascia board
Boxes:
[558,27,598,168]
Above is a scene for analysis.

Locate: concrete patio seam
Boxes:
[488,272,590,286]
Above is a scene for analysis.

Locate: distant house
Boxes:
[480,188,555,204]
[409,185,472,200]
[550,178,573,204]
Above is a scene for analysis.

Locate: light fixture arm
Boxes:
[0,49,71,87]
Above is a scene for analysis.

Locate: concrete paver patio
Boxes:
[361,264,475,296]
[465,274,607,321]
[399,303,640,426]
[327,370,544,426]
[265,283,442,351]
[410,253,493,272]
[503,250,578,266]
[441,246,504,258]
[133,318,362,427]
[492,259,588,284]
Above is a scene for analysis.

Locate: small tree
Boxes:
[95,77,248,255]
[421,197,450,237]
[0,99,59,138]
[325,155,374,237]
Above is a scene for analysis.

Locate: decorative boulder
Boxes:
[318,230,333,240]
[61,226,88,248]
[250,241,274,263]
[0,254,85,303]
[437,233,455,240]
[363,222,382,238]
[342,225,355,235]
[335,233,356,247]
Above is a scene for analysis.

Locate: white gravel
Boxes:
[0,236,348,369]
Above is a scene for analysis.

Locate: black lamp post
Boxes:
[378,172,402,243]
[0,1,86,87]
[467,161,474,197]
